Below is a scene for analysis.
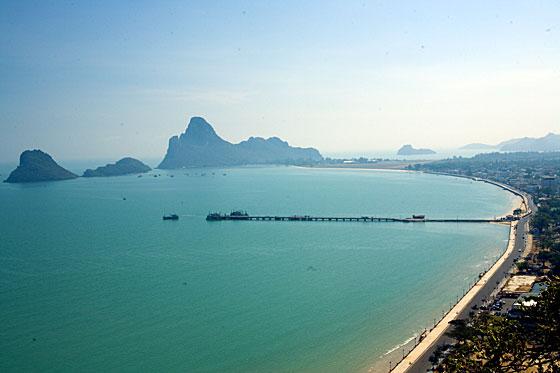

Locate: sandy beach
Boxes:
[388,189,530,373]
[388,221,518,372]
[300,165,527,372]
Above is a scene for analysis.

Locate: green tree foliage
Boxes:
[436,278,560,372]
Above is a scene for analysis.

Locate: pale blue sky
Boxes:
[1,1,559,162]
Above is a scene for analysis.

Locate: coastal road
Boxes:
[401,196,535,373]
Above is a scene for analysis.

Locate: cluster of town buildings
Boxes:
[478,170,557,196]
[411,152,560,321]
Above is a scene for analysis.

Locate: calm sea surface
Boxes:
[0,166,514,372]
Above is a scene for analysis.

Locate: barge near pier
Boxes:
[206,211,515,223]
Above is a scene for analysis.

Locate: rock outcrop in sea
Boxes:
[397,144,436,156]
[83,157,151,177]
[158,117,323,168]
[4,150,78,183]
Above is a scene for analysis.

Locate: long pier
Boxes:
[206,213,508,223]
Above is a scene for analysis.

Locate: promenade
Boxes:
[390,221,518,372]
[388,193,534,373]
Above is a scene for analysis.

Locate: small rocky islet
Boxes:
[4,150,151,183]
[397,144,436,156]
[83,158,151,177]
[4,150,78,183]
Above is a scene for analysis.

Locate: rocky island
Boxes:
[83,157,151,177]
[397,144,436,156]
[158,117,323,168]
[4,150,78,183]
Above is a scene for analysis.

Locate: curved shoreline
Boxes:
[422,171,528,215]
[302,165,529,372]
[388,221,519,372]
[388,176,531,373]
[301,165,524,218]
[300,167,533,373]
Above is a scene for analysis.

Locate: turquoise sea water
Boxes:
[0,166,514,372]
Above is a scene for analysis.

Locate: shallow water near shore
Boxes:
[0,166,514,372]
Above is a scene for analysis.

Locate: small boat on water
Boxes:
[163,214,179,221]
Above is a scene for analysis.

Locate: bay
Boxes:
[0,166,514,372]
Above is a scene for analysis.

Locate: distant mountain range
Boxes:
[158,117,323,168]
[461,133,560,152]
[397,144,436,156]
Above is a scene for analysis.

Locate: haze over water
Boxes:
[0,167,514,372]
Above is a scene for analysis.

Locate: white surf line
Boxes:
[383,334,418,356]
[389,220,518,373]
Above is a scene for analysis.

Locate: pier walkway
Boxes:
[206,213,507,224]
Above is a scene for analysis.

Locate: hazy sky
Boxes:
[1,1,559,162]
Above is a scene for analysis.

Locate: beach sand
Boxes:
[388,192,528,373]
[302,165,528,372]
[388,220,518,373]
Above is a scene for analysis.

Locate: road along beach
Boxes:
[387,189,532,373]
